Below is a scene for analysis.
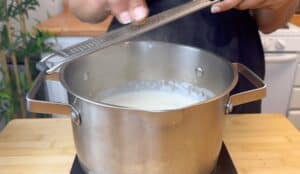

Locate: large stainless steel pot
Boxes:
[27,41,266,174]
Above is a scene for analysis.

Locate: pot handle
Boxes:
[26,72,81,125]
[226,63,266,113]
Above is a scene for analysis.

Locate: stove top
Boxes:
[70,143,237,174]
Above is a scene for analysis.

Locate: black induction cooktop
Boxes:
[70,143,237,174]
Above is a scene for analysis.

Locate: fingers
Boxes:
[211,0,270,13]
[236,0,265,10]
[211,0,242,13]
[108,0,131,24]
[129,0,149,21]
[108,0,148,24]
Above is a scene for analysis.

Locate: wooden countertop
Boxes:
[290,15,300,27]
[0,114,299,174]
[224,114,300,174]
[37,10,113,36]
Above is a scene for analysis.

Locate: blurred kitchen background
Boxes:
[20,0,63,29]
[1,0,300,130]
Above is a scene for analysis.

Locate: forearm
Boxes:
[253,0,299,33]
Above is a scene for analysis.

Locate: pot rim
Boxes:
[59,41,239,112]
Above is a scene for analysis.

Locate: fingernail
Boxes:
[211,6,221,13]
[119,11,132,24]
[133,6,147,21]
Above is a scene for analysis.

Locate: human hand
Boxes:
[69,0,148,24]
[69,0,297,33]
[211,0,298,33]
[211,0,294,13]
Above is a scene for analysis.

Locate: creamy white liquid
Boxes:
[102,90,201,110]
[97,80,215,110]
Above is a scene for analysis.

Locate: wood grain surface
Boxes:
[0,114,299,174]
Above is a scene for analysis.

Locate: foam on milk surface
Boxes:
[97,80,215,110]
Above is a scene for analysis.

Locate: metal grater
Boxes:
[39,0,219,74]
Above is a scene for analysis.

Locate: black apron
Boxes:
[109,0,265,113]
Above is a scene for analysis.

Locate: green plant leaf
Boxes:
[1,0,54,120]
[7,0,39,19]
[14,29,53,60]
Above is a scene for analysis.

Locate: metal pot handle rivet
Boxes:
[225,103,233,114]
[71,109,81,126]
[195,67,204,77]
[226,63,266,113]
[26,72,81,125]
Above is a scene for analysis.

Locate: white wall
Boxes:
[5,0,63,31]
[27,0,63,30]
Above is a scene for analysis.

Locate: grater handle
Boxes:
[45,0,220,74]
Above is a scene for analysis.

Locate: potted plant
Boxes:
[0,0,53,129]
